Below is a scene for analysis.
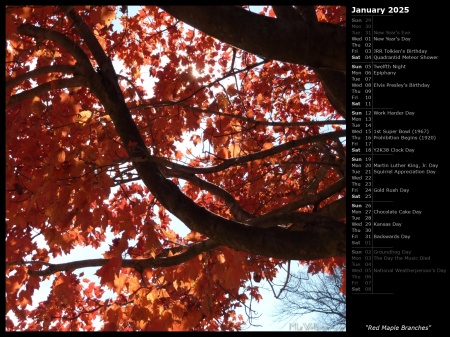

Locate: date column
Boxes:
[349,14,374,294]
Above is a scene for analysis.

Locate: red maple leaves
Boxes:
[6,5,346,331]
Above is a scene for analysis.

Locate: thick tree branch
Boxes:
[287,5,347,119]
[272,5,304,21]
[59,8,151,159]
[60,6,112,74]
[316,69,346,119]
[158,6,345,72]
[158,6,346,118]
[316,197,346,220]
[17,24,92,67]
[247,211,344,230]
[293,6,319,24]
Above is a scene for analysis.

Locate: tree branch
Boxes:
[17,239,221,277]
[293,6,319,23]
[158,6,345,72]
[6,64,76,89]
[7,76,86,106]
[163,169,255,223]
[136,129,346,175]
[248,211,344,230]
[21,9,346,261]
[272,6,304,21]
[250,178,346,222]
[146,100,346,128]
[285,5,347,119]
[17,24,93,66]
[158,6,347,119]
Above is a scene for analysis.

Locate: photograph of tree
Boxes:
[5,6,346,331]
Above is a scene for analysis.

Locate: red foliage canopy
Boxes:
[5,5,346,331]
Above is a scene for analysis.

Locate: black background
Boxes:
[347,3,447,335]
